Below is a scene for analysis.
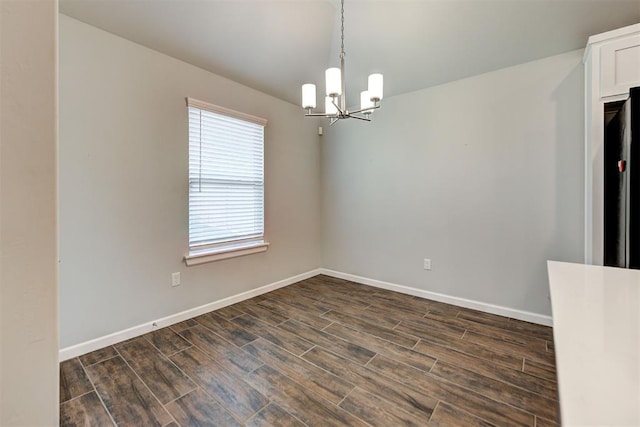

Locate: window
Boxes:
[184,98,268,265]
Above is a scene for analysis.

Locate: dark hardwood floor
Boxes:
[60,275,558,426]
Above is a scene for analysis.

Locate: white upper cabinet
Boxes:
[601,34,640,98]
[584,23,640,266]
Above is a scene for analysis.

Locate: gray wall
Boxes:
[322,49,585,316]
[1,1,59,424]
[60,12,586,348]
[59,15,321,348]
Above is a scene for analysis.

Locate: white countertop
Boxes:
[547,261,640,426]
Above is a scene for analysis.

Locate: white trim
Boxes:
[184,241,269,266]
[584,23,640,60]
[186,97,267,126]
[318,268,553,327]
[58,268,321,361]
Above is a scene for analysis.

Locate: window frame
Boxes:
[183,97,269,266]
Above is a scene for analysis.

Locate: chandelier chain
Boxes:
[340,0,345,59]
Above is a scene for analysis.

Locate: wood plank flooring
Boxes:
[60,274,559,426]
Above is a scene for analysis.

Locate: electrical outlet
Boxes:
[171,272,181,287]
[423,258,432,270]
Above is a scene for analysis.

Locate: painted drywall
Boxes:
[0,1,59,425]
[322,49,585,316]
[59,15,321,348]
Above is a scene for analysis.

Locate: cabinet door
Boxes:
[601,35,640,98]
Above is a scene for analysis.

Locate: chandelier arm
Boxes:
[331,97,344,115]
[346,114,371,122]
[349,104,381,115]
[305,113,333,117]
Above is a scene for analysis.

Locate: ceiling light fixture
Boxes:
[301,0,383,125]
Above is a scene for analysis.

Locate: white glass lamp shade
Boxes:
[360,91,375,112]
[302,84,316,109]
[325,67,342,97]
[368,73,384,101]
[325,96,338,115]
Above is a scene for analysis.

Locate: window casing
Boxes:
[185,98,268,265]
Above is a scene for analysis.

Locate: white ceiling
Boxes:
[60,0,640,106]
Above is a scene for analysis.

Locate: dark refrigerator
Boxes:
[604,86,640,268]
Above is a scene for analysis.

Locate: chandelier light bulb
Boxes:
[368,74,384,101]
[302,84,316,109]
[325,68,342,97]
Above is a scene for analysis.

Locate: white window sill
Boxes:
[184,241,269,266]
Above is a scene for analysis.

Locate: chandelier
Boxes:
[301,0,383,125]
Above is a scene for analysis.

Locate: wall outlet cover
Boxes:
[171,272,181,287]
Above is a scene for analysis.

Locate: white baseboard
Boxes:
[60,266,552,361]
[58,268,322,361]
[319,268,553,327]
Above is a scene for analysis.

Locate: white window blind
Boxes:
[187,98,266,253]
